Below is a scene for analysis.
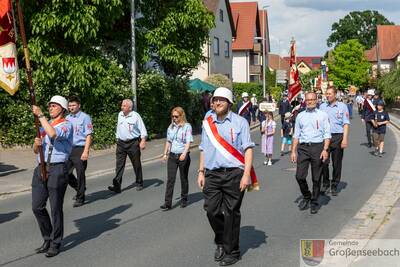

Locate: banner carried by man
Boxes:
[288,38,302,103]
[0,0,19,95]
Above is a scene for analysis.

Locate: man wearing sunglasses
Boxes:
[108,99,147,193]
[198,87,255,266]
[31,95,73,257]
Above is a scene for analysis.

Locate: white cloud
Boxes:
[229,0,400,56]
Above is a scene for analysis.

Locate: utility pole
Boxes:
[131,0,137,111]
[262,7,267,98]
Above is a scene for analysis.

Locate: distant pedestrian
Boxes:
[237,92,252,125]
[372,101,390,157]
[362,89,376,148]
[261,111,276,166]
[108,99,147,193]
[278,93,291,125]
[160,107,193,210]
[291,92,331,214]
[280,112,293,156]
[345,98,353,119]
[66,96,93,207]
[31,95,73,257]
[202,91,211,116]
[356,93,364,115]
[197,87,257,266]
[250,94,258,122]
[319,87,350,196]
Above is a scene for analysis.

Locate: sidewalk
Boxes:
[0,121,260,197]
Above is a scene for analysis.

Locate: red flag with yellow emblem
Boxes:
[0,0,19,95]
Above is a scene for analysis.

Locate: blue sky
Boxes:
[230,0,400,56]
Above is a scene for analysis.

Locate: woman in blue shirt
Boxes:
[161,107,193,210]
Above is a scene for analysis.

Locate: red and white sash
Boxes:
[365,99,376,112]
[238,101,251,116]
[203,116,259,191]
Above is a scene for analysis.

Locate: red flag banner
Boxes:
[287,40,302,102]
[0,0,19,95]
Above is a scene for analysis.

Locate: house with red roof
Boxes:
[365,25,400,77]
[191,0,236,81]
[282,56,322,74]
[230,2,270,83]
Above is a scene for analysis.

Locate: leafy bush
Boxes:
[232,82,263,100]
[378,67,400,105]
[205,74,233,89]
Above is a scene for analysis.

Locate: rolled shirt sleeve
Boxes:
[322,113,332,140]
[185,124,193,144]
[342,104,350,125]
[136,114,148,138]
[239,118,255,151]
[84,115,94,136]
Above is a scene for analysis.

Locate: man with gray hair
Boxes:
[108,99,147,193]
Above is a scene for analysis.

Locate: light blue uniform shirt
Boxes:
[293,108,331,143]
[167,123,193,154]
[66,111,93,146]
[116,111,148,141]
[38,119,73,163]
[199,111,254,170]
[319,101,350,134]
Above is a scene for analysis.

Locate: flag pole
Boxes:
[15,0,47,181]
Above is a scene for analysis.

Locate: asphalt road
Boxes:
[0,116,397,267]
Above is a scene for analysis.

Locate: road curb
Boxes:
[0,122,260,198]
[328,121,400,265]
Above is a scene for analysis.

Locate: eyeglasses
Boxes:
[305,99,317,102]
[212,98,228,103]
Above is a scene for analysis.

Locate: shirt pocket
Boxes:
[75,121,84,135]
[230,128,241,147]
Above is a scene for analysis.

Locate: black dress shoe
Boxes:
[160,204,171,211]
[180,200,187,208]
[35,240,50,254]
[320,184,330,194]
[310,202,319,214]
[136,185,143,191]
[219,256,239,266]
[73,200,84,208]
[298,199,310,210]
[45,244,60,257]
[108,185,121,193]
[331,186,338,196]
[214,245,225,261]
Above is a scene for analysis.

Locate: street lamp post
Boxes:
[131,0,137,111]
[262,5,269,98]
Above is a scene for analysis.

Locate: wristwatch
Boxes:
[197,169,205,174]
[38,114,45,119]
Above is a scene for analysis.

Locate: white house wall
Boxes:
[191,0,233,80]
[232,51,249,82]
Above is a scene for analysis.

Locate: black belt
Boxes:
[169,152,182,157]
[331,133,343,136]
[206,167,239,173]
[73,145,85,148]
[118,137,140,143]
[299,142,323,146]
[39,162,64,166]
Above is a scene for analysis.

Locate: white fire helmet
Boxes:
[367,89,375,96]
[48,95,68,110]
[212,87,234,104]
[241,92,249,98]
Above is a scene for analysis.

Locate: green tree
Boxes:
[300,70,320,92]
[136,0,215,77]
[327,10,393,49]
[326,39,370,90]
[378,66,400,104]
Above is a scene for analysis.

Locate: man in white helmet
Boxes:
[198,87,258,266]
[236,91,252,125]
[31,95,73,257]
